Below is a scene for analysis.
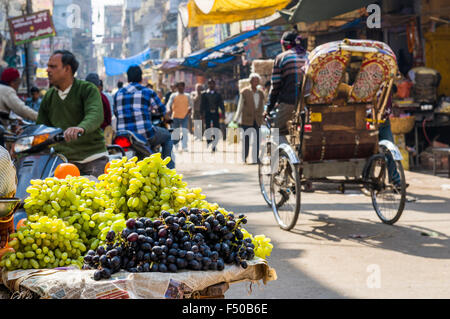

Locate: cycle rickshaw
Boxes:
[258,39,406,231]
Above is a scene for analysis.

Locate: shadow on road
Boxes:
[225,245,346,299]
[290,211,450,260]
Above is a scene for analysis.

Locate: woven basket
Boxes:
[0,212,14,248]
[390,116,415,134]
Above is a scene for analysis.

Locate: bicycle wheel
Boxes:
[369,150,406,225]
[258,141,275,207]
[270,149,301,230]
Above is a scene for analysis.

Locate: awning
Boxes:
[180,0,290,28]
[155,58,185,71]
[281,0,373,23]
[103,48,151,76]
[183,25,272,69]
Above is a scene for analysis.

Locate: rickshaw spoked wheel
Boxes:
[270,149,301,231]
[364,149,406,225]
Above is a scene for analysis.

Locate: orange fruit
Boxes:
[0,247,14,259]
[54,163,80,179]
[16,218,27,230]
[104,161,111,174]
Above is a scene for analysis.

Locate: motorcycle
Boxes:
[1,124,66,228]
[112,111,173,160]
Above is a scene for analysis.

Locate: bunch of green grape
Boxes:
[0,216,85,271]
[241,229,273,260]
[23,176,121,251]
[97,154,210,218]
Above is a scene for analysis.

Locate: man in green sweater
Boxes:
[37,50,108,177]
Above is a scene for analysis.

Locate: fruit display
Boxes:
[1,154,274,276]
[23,176,124,251]
[84,207,261,280]
[0,216,85,271]
[97,154,211,219]
[241,229,273,260]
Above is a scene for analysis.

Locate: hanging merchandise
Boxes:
[406,20,416,54]
[406,18,424,67]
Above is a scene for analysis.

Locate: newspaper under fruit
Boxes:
[0,257,276,299]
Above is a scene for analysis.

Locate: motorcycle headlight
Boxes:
[14,136,33,153]
[14,133,50,153]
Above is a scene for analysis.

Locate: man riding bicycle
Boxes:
[265,29,308,141]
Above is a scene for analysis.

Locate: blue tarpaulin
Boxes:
[103,48,152,76]
[183,25,272,69]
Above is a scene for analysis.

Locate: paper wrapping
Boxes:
[1,257,276,299]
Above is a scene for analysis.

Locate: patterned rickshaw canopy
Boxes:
[305,39,399,105]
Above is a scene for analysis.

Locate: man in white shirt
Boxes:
[232,73,265,164]
[0,68,38,127]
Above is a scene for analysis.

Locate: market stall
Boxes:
[392,67,450,174]
[0,153,277,299]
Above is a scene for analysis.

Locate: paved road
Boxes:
[175,142,450,299]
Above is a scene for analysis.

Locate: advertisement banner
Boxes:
[8,10,56,46]
[203,25,216,48]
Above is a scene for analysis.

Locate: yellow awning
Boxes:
[183,0,291,27]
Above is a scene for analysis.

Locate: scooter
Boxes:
[5,124,125,229]
[4,124,66,228]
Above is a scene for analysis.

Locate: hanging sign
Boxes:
[8,10,56,46]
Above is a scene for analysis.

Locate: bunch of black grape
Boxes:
[83,207,255,280]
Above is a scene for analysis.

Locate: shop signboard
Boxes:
[241,20,255,32]
[8,10,56,46]
[244,37,263,61]
[203,25,216,48]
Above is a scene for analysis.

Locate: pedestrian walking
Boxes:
[190,83,204,139]
[232,73,265,164]
[200,79,225,153]
[167,81,192,152]
[165,84,176,104]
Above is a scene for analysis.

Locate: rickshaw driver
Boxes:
[264,29,308,143]
[372,88,406,190]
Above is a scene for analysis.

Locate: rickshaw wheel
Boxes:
[258,141,277,207]
[367,150,406,225]
[270,149,301,231]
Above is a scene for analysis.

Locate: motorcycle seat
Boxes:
[116,130,147,146]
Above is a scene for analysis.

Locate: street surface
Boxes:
[176,138,450,299]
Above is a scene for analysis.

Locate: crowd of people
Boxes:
[0,29,314,179]
[0,27,401,189]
